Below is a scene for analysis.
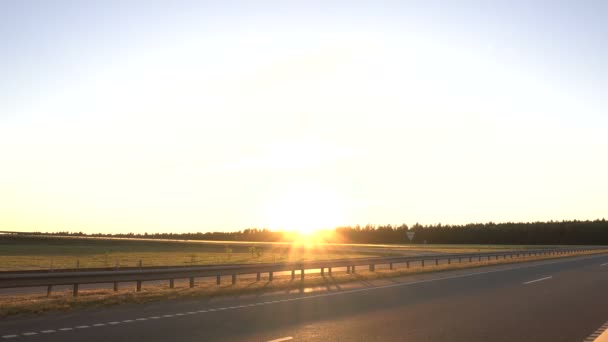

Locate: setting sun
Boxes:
[262,186,347,235]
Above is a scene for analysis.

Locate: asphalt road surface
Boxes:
[2,254,608,342]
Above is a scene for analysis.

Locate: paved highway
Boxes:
[2,254,608,341]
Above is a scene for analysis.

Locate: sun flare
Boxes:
[262,187,347,237]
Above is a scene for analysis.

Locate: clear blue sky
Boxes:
[1,1,607,233]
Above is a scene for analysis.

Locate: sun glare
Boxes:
[262,187,347,238]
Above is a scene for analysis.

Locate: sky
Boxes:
[1,1,607,234]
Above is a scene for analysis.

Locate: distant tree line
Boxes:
[14,219,608,245]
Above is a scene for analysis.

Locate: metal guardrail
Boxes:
[0,247,603,296]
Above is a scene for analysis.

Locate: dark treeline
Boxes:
[15,219,608,245]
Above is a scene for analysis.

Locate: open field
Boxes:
[0,235,572,271]
[0,236,385,271]
[1,248,606,317]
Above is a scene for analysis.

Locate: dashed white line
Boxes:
[92,323,105,327]
[41,330,56,334]
[2,254,605,339]
[21,333,37,336]
[267,337,293,342]
[583,320,608,342]
[135,318,148,321]
[523,276,553,285]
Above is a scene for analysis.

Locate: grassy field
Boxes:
[0,236,389,271]
[1,248,605,317]
[0,235,562,271]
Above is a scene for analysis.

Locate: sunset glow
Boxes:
[1,2,606,234]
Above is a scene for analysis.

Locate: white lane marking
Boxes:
[149,316,161,319]
[122,320,134,323]
[75,325,90,329]
[41,330,56,334]
[523,276,553,285]
[135,318,148,321]
[22,332,37,336]
[2,253,606,339]
[600,263,608,266]
[267,337,293,342]
[584,319,608,342]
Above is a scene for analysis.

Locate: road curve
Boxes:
[2,253,608,341]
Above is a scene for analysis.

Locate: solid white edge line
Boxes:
[522,276,553,285]
[3,253,607,338]
[266,337,294,342]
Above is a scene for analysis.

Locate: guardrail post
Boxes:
[321,267,325,276]
[352,265,356,273]
[328,267,332,276]
[406,261,410,268]
[469,257,472,262]
[389,262,393,270]
[435,259,438,266]
[269,271,273,281]
[73,284,79,297]
[346,266,351,274]
[478,256,481,262]
[369,264,375,271]
[301,268,305,280]
[448,258,451,265]
[47,285,52,297]
[291,270,295,280]
[217,275,221,285]
[170,279,174,289]
[257,272,261,281]
[422,260,425,267]
[231,274,237,285]
[114,282,118,292]
[189,277,195,288]
[136,280,142,292]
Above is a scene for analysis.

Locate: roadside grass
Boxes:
[0,236,533,271]
[0,236,385,271]
[0,251,375,271]
[2,249,606,318]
